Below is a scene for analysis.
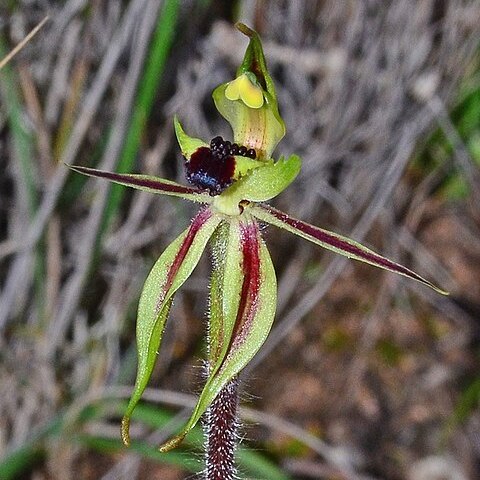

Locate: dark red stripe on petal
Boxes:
[261,205,429,284]
[154,208,212,316]
[223,221,261,363]
[71,165,206,195]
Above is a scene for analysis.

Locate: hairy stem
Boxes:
[204,377,239,480]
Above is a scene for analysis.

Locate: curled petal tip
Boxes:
[235,22,255,37]
[159,433,186,452]
[434,286,450,296]
[121,416,131,447]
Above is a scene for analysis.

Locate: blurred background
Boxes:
[1,1,480,479]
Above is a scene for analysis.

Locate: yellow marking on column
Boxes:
[225,73,264,109]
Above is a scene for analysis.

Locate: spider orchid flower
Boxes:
[68,23,447,452]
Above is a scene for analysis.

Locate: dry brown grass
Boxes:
[1,1,480,478]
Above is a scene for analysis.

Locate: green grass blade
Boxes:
[75,435,202,473]
[237,448,291,480]
[0,398,290,480]
[0,416,63,480]
[0,37,37,214]
[101,0,180,235]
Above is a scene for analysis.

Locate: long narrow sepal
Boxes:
[251,204,448,295]
[121,208,221,446]
[66,164,212,203]
[159,215,277,452]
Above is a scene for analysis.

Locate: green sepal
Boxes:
[121,209,221,447]
[159,215,277,452]
[174,115,208,159]
[212,24,285,160]
[235,23,278,104]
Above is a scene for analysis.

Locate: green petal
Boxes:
[67,164,211,203]
[208,220,244,370]
[174,116,208,159]
[250,204,448,295]
[159,215,277,451]
[121,208,221,446]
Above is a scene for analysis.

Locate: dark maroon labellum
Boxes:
[186,147,236,196]
[185,137,257,196]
